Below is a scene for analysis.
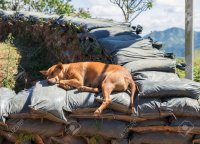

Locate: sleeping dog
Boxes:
[40,62,136,115]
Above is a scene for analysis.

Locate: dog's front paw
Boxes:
[94,109,102,116]
[59,83,71,90]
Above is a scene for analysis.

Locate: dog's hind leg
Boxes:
[94,83,113,116]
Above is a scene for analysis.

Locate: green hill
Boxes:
[145,27,200,57]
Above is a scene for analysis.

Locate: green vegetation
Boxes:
[0,0,91,18]
[0,34,56,92]
[110,0,153,22]
[176,50,200,82]
[0,34,21,89]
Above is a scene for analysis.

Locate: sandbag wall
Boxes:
[1,9,200,144]
[0,9,106,63]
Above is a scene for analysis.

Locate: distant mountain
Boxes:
[145,27,200,57]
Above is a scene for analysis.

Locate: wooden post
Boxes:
[185,0,194,80]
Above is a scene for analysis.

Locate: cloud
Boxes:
[71,0,200,34]
[90,5,123,21]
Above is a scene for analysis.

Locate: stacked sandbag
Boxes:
[0,9,109,63]
[90,22,200,143]
[1,9,200,144]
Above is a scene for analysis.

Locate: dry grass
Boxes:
[0,40,21,89]
[0,35,56,92]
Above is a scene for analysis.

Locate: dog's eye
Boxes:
[51,72,54,76]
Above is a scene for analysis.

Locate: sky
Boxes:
[71,0,200,35]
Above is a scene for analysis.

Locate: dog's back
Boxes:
[66,62,131,87]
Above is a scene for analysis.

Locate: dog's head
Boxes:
[40,63,65,84]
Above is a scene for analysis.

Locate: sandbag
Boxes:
[91,27,140,39]
[170,117,200,127]
[6,119,64,137]
[96,91,131,109]
[5,89,32,116]
[129,132,193,144]
[134,98,161,117]
[51,135,87,144]
[0,88,16,122]
[73,119,128,139]
[111,139,128,144]
[135,119,168,127]
[112,39,167,65]
[64,17,116,30]
[161,98,200,117]
[136,79,200,99]
[30,81,97,122]
[124,58,176,73]
[133,71,180,81]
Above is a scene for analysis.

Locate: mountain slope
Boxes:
[145,27,200,57]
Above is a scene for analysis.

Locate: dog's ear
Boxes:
[40,70,48,76]
[55,63,63,70]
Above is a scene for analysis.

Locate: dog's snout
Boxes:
[47,78,57,85]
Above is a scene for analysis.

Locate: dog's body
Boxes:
[40,62,136,115]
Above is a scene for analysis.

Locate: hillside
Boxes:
[145,27,200,57]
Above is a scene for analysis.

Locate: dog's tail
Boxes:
[129,79,136,113]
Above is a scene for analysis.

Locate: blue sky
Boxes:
[71,0,200,35]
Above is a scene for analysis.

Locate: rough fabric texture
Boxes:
[30,81,97,121]
[6,119,64,137]
[90,27,138,39]
[0,88,16,122]
[133,71,179,81]
[161,97,200,117]
[136,79,200,99]
[129,132,193,144]
[170,117,200,127]
[124,58,176,73]
[74,119,128,139]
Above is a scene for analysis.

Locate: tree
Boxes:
[0,0,91,18]
[0,0,9,10]
[75,8,91,18]
[110,0,153,23]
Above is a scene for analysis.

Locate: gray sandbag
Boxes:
[91,27,140,39]
[161,98,200,117]
[51,135,87,144]
[135,119,168,127]
[136,79,200,99]
[96,94,161,117]
[100,38,150,57]
[6,119,64,137]
[30,81,97,122]
[73,119,128,139]
[112,39,166,65]
[134,98,161,117]
[0,88,16,122]
[5,89,32,116]
[129,132,193,144]
[111,139,128,144]
[64,17,118,30]
[133,71,180,81]
[96,91,131,109]
[124,58,176,73]
[170,117,200,127]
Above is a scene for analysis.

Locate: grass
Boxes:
[0,34,56,92]
[0,34,21,89]
[176,50,200,82]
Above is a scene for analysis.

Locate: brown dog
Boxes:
[40,62,136,115]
